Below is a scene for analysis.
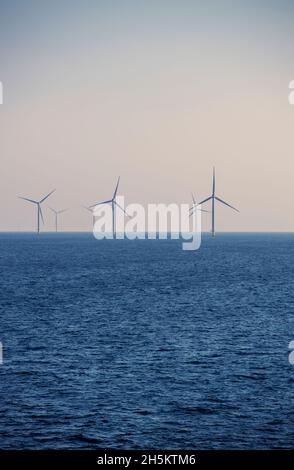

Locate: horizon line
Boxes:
[1,230,294,234]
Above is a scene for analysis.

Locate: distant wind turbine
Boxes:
[198,167,239,237]
[189,192,210,217]
[49,207,68,232]
[89,177,129,237]
[18,189,56,233]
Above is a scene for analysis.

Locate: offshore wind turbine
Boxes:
[49,207,68,232]
[18,189,56,233]
[189,193,210,217]
[199,167,239,237]
[89,177,129,237]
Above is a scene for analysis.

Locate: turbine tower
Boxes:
[89,177,129,237]
[18,189,56,233]
[199,167,239,237]
[49,207,68,232]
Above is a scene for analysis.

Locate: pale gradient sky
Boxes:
[1,0,294,231]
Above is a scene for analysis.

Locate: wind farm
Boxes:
[2,0,293,456]
[16,170,239,235]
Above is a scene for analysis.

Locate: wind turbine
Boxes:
[189,193,210,217]
[49,207,68,232]
[198,167,239,237]
[18,189,56,233]
[89,177,129,237]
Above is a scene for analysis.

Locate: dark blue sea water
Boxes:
[0,233,294,449]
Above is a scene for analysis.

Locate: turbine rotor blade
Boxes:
[113,176,120,199]
[40,189,56,203]
[18,196,38,204]
[58,209,68,214]
[198,196,213,205]
[191,192,196,205]
[213,167,215,195]
[89,199,112,209]
[189,206,210,218]
[189,204,209,214]
[215,196,239,212]
[114,201,131,218]
[189,207,195,218]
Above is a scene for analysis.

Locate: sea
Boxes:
[0,233,294,449]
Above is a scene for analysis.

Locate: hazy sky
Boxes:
[1,0,294,231]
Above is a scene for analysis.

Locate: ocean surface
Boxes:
[0,233,294,449]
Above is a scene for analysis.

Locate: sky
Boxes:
[0,0,294,232]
